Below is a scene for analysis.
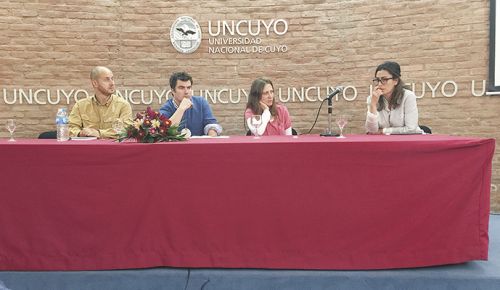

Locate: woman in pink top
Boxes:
[244,78,292,136]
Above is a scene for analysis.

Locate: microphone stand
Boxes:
[320,96,339,137]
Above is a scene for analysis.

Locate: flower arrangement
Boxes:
[117,107,186,143]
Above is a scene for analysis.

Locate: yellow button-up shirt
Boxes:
[68,94,132,139]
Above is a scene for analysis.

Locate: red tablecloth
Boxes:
[0,135,495,270]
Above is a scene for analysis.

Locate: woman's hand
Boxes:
[367,128,384,135]
[259,101,269,111]
[369,86,383,114]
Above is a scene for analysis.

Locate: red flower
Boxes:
[117,107,185,143]
[146,106,157,119]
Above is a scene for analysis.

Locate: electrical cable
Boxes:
[306,98,328,134]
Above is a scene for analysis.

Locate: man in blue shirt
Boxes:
[159,72,222,136]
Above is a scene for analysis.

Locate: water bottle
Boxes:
[56,107,69,141]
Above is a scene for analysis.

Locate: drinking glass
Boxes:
[250,115,262,139]
[112,118,124,134]
[336,115,348,138]
[6,119,16,142]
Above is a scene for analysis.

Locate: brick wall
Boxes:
[1,0,499,210]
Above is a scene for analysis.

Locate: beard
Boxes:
[98,86,115,96]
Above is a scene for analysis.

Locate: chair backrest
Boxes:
[246,128,298,136]
[419,125,432,134]
[38,131,57,139]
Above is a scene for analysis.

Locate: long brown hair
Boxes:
[375,61,409,111]
[246,77,278,117]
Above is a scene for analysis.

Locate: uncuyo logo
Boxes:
[170,16,202,54]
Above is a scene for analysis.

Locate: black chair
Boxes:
[246,128,298,136]
[38,131,57,139]
[419,125,432,134]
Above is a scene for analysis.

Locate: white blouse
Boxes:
[365,89,423,135]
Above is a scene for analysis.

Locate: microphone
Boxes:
[327,86,343,99]
[319,86,343,137]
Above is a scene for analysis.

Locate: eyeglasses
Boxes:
[372,77,394,85]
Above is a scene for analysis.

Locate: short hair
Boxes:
[169,72,193,89]
[90,66,112,80]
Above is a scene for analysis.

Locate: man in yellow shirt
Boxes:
[69,66,132,139]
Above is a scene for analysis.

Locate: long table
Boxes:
[0,135,495,270]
